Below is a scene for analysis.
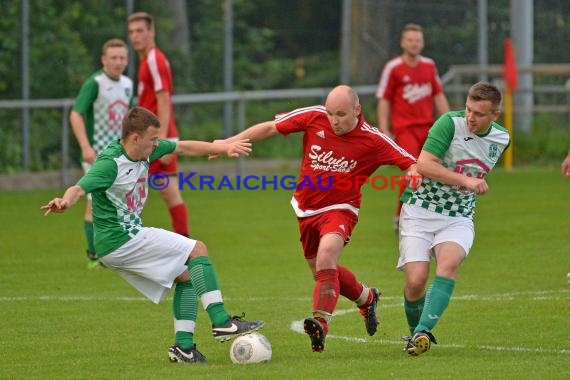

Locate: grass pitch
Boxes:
[1,166,569,379]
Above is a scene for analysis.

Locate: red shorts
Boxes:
[395,125,431,158]
[149,154,178,175]
[297,209,358,260]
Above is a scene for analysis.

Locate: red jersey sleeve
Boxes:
[274,105,326,136]
[148,49,172,93]
[374,131,416,170]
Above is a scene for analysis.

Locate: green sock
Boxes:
[83,220,95,255]
[404,294,425,335]
[415,275,455,334]
[173,280,197,349]
[188,256,230,326]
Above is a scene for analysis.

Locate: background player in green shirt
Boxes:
[70,38,134,269]
[42,107,263,363]
[398,82,510,356]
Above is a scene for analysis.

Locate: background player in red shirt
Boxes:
[127,12,190,237]
[376,23,449,232]
[217,85,419,353]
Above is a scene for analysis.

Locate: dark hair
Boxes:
[468,82,502,111]
[101,38,127,55]
[121,107,160,139]
[127,12,154,28]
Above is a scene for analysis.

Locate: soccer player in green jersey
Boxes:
[42,107,263,363]
[398,82,510,355]
[70,38,134,269]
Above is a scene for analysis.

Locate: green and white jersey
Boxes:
[402,110,510,219]
[72,69,134,154]
[77,139,176,256]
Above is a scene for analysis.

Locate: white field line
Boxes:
[289,289,570,355]
[290,318,570,354]
[2,289,568,354]
[1,288,568,302]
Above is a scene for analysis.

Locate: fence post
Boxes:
[236,96,246,177]
[60,103,70,188]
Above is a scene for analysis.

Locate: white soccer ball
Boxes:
[229,332,272,364]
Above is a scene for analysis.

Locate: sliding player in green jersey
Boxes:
[42,107,263,363]
[398,82,510,356]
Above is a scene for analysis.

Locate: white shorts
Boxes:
[397,203,474,270]
[100,227,197,304]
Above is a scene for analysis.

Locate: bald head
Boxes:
[325,85,361,136]
[326,85,360,108]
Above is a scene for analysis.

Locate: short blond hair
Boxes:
[101,38,127,55]
[402,23,423,36]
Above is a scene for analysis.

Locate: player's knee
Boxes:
[406,277,427,296]
[190,240,208,258]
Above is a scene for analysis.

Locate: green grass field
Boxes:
[1,166,569,379]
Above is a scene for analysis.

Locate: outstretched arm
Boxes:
[417,150,488,195]
[174,139,251,158]
[209,121,278,160]
[40,185,86,216]
[227,121,279,143]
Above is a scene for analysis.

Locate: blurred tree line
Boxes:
[0,0,568,172]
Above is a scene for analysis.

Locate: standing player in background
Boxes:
[399,82,509,356]
[70,38,133,269]
[215,85,419,353]
[127,12,190,237]
[376,23,449,233]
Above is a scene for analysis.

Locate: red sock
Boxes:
[313,269,339,318]
[315,317,329,335]
[337,264,364,301]
[169,203,189,236]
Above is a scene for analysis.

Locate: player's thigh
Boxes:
[433,216,474,258]
[101,227,196,286]
[397,204,441,270]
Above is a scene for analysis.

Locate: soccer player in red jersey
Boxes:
[376,23,449,232]
[218,85,419,352]
[128,12,190,237]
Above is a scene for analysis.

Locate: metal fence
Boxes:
[0,64,569,187]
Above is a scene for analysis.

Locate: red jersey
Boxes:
[275,106,415,217]
[137,47,178,138]
[376,56,444,133]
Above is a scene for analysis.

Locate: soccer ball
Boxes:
[229,332,272,364]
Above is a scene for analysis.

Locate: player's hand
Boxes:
[405,164,422,190]
[225,139,252,158]
[463,177,488,195]
[561,155,570,176]
[40,198,69,216]
[82,146,97,164]
[159,154,174,165]
[208,139,225,160]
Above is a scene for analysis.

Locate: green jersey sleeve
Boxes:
[149,140,177,162]
[422,113,456,158]
[77,157,117,194]
[72,73,99,115]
